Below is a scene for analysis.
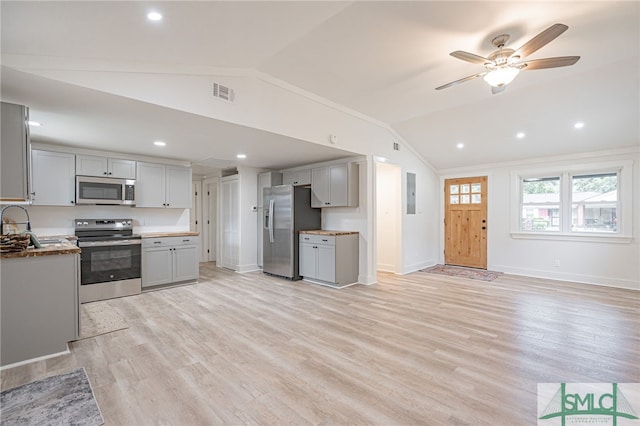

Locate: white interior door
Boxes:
[220,176,239,270]
[203,177,218,262]
[376,161,402,273]
[191,181,204,261]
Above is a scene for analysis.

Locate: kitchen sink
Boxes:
[38,238,67,245]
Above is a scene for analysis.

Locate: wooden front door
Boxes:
[444,176,487,269]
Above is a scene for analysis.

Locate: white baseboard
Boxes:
[0,346,71,371]
[376,263,396,272]
[492,264,639,291]
[358,274,377,285]
[236,263,260,273]
[401,259,435,275]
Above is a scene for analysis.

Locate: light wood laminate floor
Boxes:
[2,263,639,425]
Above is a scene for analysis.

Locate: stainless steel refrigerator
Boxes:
[263,185,321,280]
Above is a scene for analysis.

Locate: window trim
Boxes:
[510,159,633,242]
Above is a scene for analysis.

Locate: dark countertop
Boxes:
[1,239,80,259]
[141,231,200,238]
[300,230,359,236]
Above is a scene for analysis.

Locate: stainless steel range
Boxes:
[75,218,141,303]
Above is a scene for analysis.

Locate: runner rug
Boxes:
[421,264,503,282]
[0,368,104,425]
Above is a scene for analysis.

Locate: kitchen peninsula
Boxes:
[1,239,81,367]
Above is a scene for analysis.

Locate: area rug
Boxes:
[77,301,129,340]
[421,264,503,282]
[0,368,104,426]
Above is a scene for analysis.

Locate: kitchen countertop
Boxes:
[141,231,200,238]
[300,230,359,236]
[0,238,80,259]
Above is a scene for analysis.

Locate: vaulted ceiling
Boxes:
[2,1,638,171]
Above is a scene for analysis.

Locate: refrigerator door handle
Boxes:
[268,199,275,243]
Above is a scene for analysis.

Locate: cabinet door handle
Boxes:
[103,171,108,175]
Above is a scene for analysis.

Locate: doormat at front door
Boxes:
[420,264,503,282]
[0,368,104,426]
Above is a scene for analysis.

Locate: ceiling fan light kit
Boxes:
[483,67,520,87]
[436,23,580,94]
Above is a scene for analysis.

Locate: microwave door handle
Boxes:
[268,199,275,243]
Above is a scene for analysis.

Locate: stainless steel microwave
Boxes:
[76,176,135,205]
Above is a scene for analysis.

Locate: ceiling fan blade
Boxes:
[491,85,507,95]
[435,72,486,90]
[450,50,491,65]
[519,56,580,70]
[513,23,569,58]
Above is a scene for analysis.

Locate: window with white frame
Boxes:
[511,160,632,241]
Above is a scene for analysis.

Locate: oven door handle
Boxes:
[79,240,142,247]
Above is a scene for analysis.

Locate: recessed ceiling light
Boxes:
[27,120,41,127]
[153,141,166,146]
[456,143,464,149]
[147,11,163,21]
[516,132,526,139]
[236,154,247,159]
[574,122,585,129]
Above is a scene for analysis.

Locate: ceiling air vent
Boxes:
[212,82,235,102]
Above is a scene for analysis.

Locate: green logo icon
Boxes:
[539,383,639,426]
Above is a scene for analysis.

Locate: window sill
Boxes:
[510,232,633,244]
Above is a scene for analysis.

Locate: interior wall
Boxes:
[10,205,189,236]
[376,162,401,273]
[438,149,640,290]
[398,151,439,274]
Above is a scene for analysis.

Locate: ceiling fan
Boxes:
[435,23,580,94]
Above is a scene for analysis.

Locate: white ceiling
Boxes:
[1,1,638,171]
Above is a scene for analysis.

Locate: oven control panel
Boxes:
[74,218,133,230]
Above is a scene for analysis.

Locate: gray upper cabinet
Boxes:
[31,149,76,206]
[136,161,191,208]
[311,163,358,208]
[282,169,311,186]
[76,154,136,179]
[1,102,30,202]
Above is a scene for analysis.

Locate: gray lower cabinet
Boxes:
[299,233,359,287]
[142,236,199,288]
[1,254,79,366]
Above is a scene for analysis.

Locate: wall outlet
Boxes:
[554,259,561,267]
